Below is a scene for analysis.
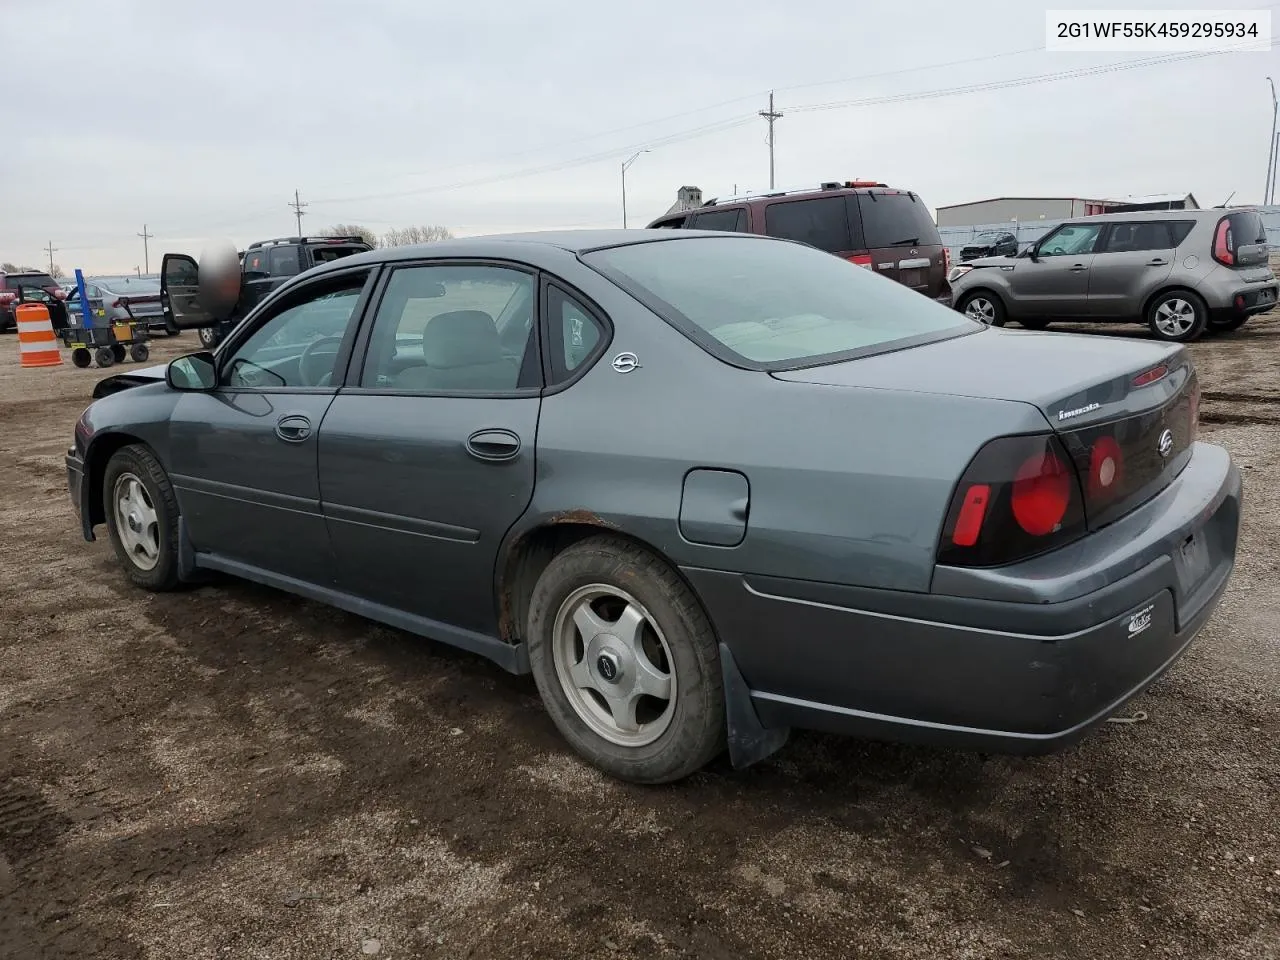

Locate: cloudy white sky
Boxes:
[2,0,1276,273]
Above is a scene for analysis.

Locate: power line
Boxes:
[288,189,308,235]
[759,91,783,190]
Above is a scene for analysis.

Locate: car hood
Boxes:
[960,254,1017,268]
[92,362,168,399]
[771,327,1188,431]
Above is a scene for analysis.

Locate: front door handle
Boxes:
[466,428,521,462]
[1147,258,1169,266]
[275,414,312,443]
[1068,264,1089,272]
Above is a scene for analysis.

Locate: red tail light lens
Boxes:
[939,434,1087,567]
[1212,217,1234,266]
[847,254,873,268]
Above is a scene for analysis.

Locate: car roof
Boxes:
[305,228,776,275]
[1060,208,1221,225]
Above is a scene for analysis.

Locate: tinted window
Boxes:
[584,236,970,367]
[1103,222,1173,253]
[360,265,533,393]
[650,216,688,229]
[1168,221,1195,246]
[166,259,198,286]
[763,197,851,252]
[308,243,367,265]
[1225,211,1267,245]
[550,286,604,379]
[242,250,268,276]
[689,208,746,233]
[1038,223,1102,257]
[268,246,302,277]
[222,275,367,388]
[856,193,940,248]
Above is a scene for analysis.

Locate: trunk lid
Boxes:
[773,327,1198,528]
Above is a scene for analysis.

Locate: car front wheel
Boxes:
[197,326,222,348]
[103,444,182,591]
[1147,290,1208,343]
[957,291,1006,327]
[527,536,725,784]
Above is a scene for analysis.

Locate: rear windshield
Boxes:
[857,193,941,248]
[5,273,58,289]
[584,236,972,369]
[1225,211,1267,245]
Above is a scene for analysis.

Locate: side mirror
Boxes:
[167,351,217,391]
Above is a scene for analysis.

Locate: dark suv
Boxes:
[1,271,68,332]
[161,235,373,347]
[647,181,949,302]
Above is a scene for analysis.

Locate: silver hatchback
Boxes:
[948,209,1276,342]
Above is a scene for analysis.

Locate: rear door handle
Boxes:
[1147,258,1169,266]
[1068,264,1089,272]
[466,428,521,462]
[275,414,312,443]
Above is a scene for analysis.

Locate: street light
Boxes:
[1266,77,1278,204]
[621,149,650,228]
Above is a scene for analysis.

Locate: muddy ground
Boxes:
[1,313,1278,960]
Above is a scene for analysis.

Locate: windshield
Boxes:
[973,232,1006,243]
[584,236,972,368]
[97,277,161,294]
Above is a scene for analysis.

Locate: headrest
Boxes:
[422,310,501,368]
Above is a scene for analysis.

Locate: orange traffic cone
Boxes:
[16,303,63,368]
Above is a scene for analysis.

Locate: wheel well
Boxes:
[1141,285,1204,320]
[496,520,710,646]
[957,286,1004,309]
[84,432,144,528]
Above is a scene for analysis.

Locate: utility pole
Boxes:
[759,91,783,190]
[288,188,308,236]
[621,149,649,228]
[1266,78,1278,204]
[134,265,142,277]
[137,223,153,275]
[44,241,58,273]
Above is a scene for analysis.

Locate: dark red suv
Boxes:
[0,271,68,332]
[648,180,950,303]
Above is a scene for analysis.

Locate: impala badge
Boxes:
[1157,429,1174,458]
[611,352,641,374]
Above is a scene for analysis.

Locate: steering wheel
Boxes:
[299,336,344,387]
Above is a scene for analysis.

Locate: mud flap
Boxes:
[719,642,789,770]
[177,517,199,582]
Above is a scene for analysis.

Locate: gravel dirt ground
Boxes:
[1,313,1278,960]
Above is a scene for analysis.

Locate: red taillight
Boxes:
[0,291,15,304]
[1011,450,1072,536]
[938,434,1087,567]
[944,247,952,273]
[1212,217,1234,266]
[1087,435,1125,502]
[847,254,873,268]
[951,484,990,547]
[1132,364,1168,387]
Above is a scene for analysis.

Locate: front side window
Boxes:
[1038,224,1102,257]
[585,236,970,368]
[222,273,368,389]
[360,264,534,393]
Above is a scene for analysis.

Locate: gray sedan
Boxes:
[65,231,1241,783]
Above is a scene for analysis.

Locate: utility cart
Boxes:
[61,268,151,369]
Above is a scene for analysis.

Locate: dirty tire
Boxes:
[957,290,1006,327]
[130,343,149,362]
[102,444,182,592]
[95,347,115,368]
[71,347,92,368]
[197,326,222,349]
[1147,289,1208,343]
[527,536,725,784]
[111,344,126,364]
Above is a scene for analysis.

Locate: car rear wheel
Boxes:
[1147,290,1208,343]
[957,291,1006,327]
[527,536,725,784]
[103,444,182,591]
[197,326,223,349]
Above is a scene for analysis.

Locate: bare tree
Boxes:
[50,264,65,279]
[320,224,380,248]
[1,261,39,272]
[381,225,453,247]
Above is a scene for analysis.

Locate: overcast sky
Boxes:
[2,0,1276,273]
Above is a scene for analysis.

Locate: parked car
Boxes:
[67,230,1239,784]
[0,270,67,331]
[959,230,1018,261]
[647,180,950,303]
[65,276,174,335]
[947,209,1277,342]
[160,235,373,348]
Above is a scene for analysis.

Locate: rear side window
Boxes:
[649,216,688,229]
[763,197,851,252]
[268,246,302,277]
[1167,221,1195,246]
[308,243,367,265]
[1103,222,1174,253]
[855,193,941,248]
[688,208,746,232]
[584,236,970,369]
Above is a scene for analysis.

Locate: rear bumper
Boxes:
[684,442,1241,754]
